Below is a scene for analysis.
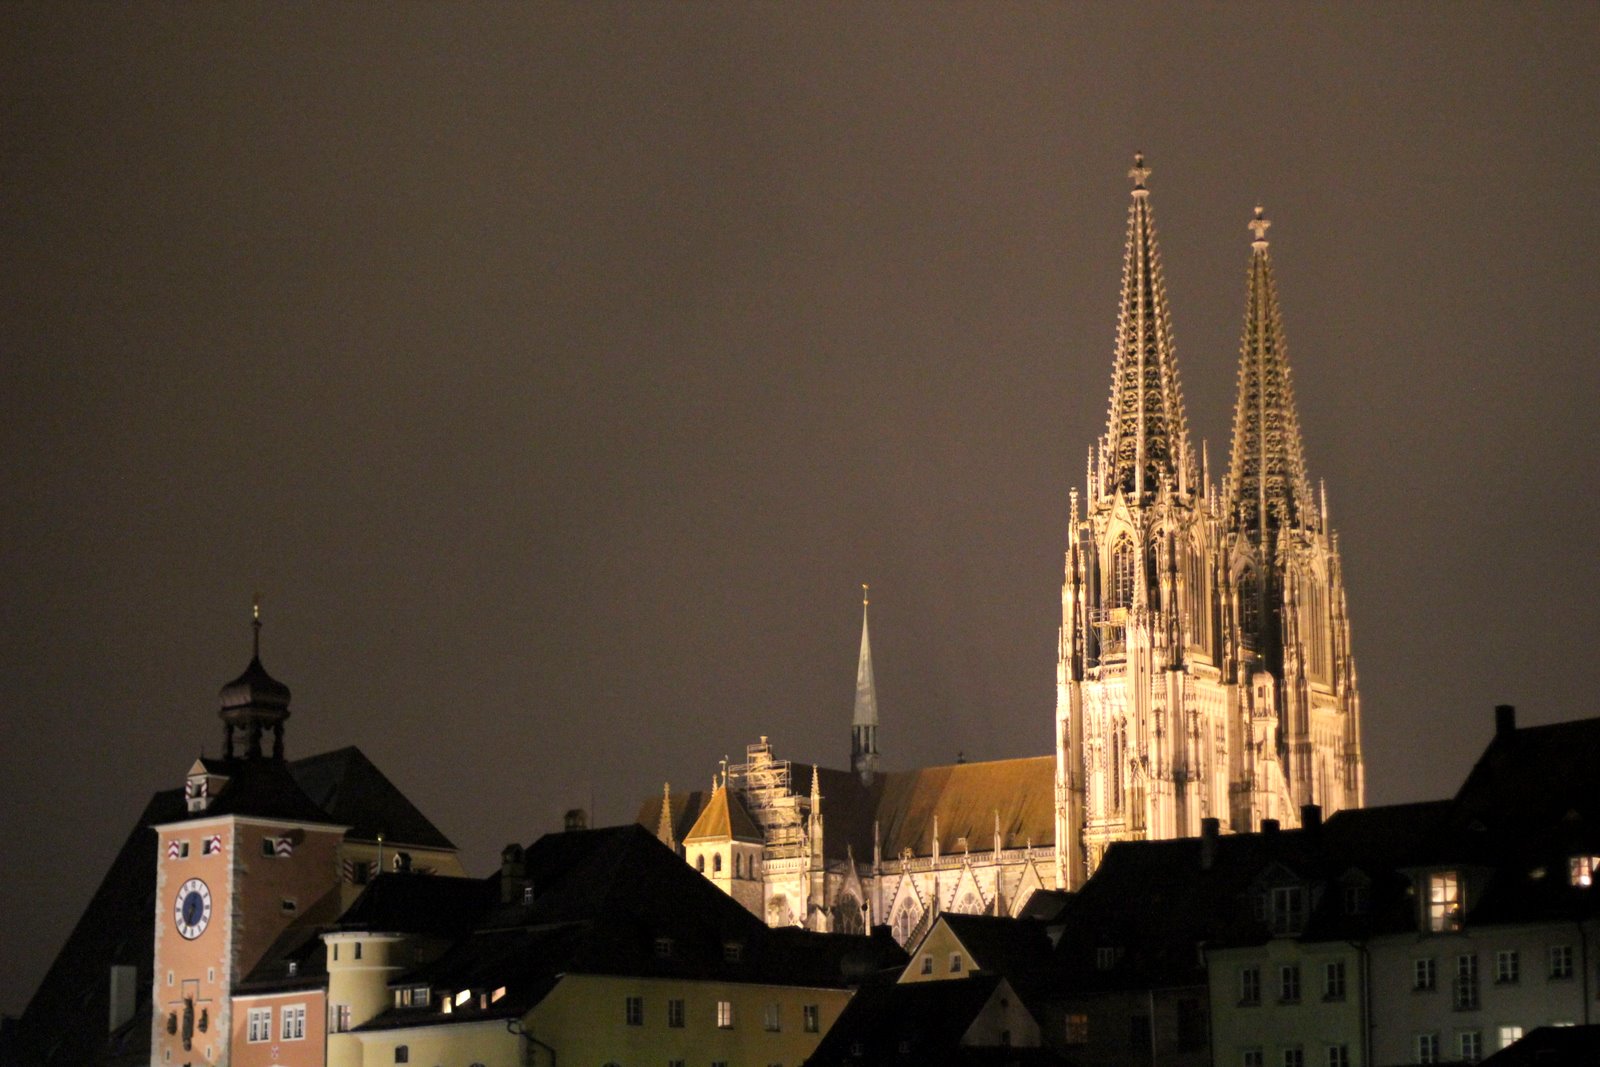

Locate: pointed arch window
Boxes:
[1111,724,1126,813]
[1146,531,1165,613]
[1110,536,1136,610]
[1238,567,1262,641]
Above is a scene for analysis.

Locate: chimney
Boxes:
[564,808,588,832]
[1261,818,1280,836]
[1200,818,1220,870]
[1495,704,1517,738]
[1301,804,1322,837]
[500,843,527,905]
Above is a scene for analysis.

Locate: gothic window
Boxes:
[1238,567,1262,639]
[1112,725,1125,812]
[713,853,722,874]
[1184,538,1208,649]
[831,894,864,935]
[695,854,705,873]
[1146,532,1165,612]
[1110,536,1136,610]
[893,901,918,944]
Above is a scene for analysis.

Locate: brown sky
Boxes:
[4,3,1599,1015]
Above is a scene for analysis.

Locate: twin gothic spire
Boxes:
[1098,154,1316,525]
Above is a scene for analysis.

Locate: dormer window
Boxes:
[654,937,675,958]
[1569,856,1597,887]
[1268,885,1306,934]
[1096,946,1122,970]
[723,941,743,963]
[1426,871,1462,932]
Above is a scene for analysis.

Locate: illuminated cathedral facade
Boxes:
[656,155,1365,934]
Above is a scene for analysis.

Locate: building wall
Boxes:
[1368,920,1600,1064]
[325,932,408,1067]
[230,989,326,1067]
[348,974,852,1067]
[1209,940,1362,1067]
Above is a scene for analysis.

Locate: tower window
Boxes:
[1110,536,1136,609]
[1238,567,1262,638]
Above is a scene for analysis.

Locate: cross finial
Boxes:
[1129,151,1151,191]
[1249,205,1271,245]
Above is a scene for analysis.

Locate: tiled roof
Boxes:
[683,785,763,843]
[289,746,456,849]
[356,826,908,1033]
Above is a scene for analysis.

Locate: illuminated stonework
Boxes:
[1054,161,1363,888]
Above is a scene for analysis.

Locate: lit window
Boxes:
[1427,872,1462,932]
[247,1008,271,1042]
[1496,1026,1522,1050]
[716,1000,734,1029]
[624,995,643,1026]
[1570,855,1597,887]
[1415,1032,1440,1063]
[1326,1045,1349,1067]
[1279,963,1301,1003]
[1065,1013,1089,1045]
[1239,966,1261,1005]
[1413,958,1436,991]
[1550,944,1575,979]
[331,1004,352,1032]
[280,1004,305,1040]
[949,953,962,973]
[491,987,505,1003]
[1323,960,1346,1000]
[667,998,685,1028]
[763,1003,780,1032]
[1458,1031,1482,1063]
[1495,950,1518,984]
[802,1004,819,1033]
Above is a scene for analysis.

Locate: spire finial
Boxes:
[1249,205,1271,247]
[251,592,262,657]
[1129,151,1151,194]
[862,582,869,607]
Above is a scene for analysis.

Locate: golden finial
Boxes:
[862,582,870,607]
[1249,205,1272,246]
[1129,151,1151,191]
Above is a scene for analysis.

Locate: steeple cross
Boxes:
[1129,152,1151,190]
[1249,206,1272,243]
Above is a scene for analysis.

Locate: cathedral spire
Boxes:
[1225,205,1315,538]
[1099,152,1193,500]
[851,584,880,784]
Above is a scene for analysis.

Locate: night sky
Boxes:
[4,5,1599,1016]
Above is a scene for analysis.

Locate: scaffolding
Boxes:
[728,736,808,859]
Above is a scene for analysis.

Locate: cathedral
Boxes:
[648,154,1364,937]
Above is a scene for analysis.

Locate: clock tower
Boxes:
[150,610,347,1066]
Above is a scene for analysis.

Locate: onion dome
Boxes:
[219,597,292,761]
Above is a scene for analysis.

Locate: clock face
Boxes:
[174,878,212,940]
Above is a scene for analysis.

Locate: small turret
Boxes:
[219,597,291,761]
